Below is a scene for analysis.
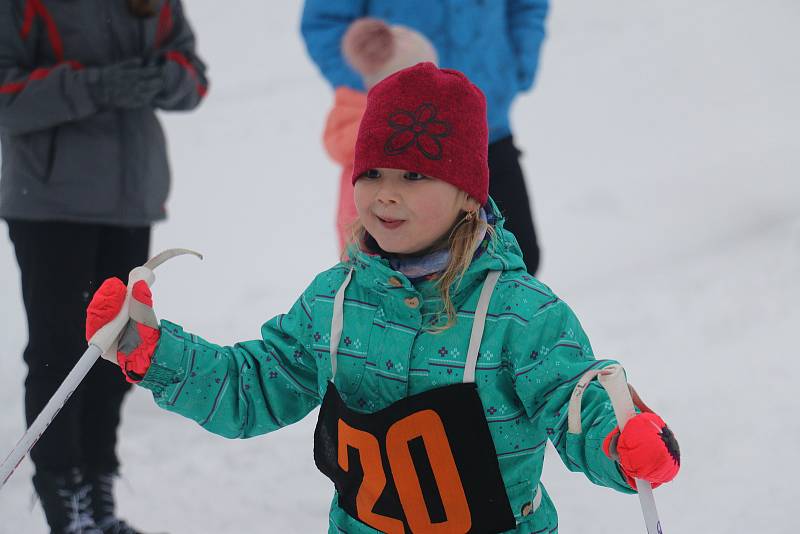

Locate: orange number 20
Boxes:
[338,410,472,533]
[338,421,405,534]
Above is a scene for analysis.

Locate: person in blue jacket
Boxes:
[301,0,546,274]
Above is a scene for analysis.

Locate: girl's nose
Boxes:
[375,182,400,204]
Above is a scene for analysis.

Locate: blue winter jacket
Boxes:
[301,0,548,143]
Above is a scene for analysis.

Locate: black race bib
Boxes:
[314,381,516,534]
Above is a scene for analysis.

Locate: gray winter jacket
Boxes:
[0,0,208,225]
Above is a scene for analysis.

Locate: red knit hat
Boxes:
[352,62,489,204]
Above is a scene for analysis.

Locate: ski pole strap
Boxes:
[129,297,158,329]
[567,366,609,435]
[568,364,652,435]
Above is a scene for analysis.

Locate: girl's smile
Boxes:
[375,215,405,229]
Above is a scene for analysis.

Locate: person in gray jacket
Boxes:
[0,1,207,532]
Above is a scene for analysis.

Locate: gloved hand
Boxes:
[87,58,164,110]
[342,18,395,76]
[86,277,160,383]
[603,412,680,490]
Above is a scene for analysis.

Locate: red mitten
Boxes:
[86,277,160,383]
[603,412,680,490]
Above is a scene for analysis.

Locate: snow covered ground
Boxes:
[1,1,798,532]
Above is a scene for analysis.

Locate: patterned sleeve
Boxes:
[138,285,320,439]
[512,300,634,493]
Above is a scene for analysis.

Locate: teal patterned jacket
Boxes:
[139,207,634,533]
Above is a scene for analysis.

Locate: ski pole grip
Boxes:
[88,266,155,354]
[86,248,202,359]
[89,248,203,363]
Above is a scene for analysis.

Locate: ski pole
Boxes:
[0,248,202,489]
[597,365,664,534]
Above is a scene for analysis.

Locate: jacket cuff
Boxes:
[592,416,638,494]
[137,320,188,397]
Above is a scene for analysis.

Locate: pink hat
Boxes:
[342,18,438,89]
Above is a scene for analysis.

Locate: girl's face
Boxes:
[354,168,479,256]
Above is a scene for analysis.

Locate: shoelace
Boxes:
[59,483,100,534]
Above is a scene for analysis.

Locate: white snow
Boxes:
[1,1,798,532]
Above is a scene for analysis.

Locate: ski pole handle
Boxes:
[89,248,202,357]
[597,365,664,534]
[89,265,155,356]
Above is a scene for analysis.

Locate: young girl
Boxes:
[86,63,679,533]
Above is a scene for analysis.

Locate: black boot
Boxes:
[32,468,103,534]
[85,472,154,534]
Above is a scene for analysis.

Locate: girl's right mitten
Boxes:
[86,277,160,383]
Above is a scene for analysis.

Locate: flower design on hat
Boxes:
[384,103,451,160]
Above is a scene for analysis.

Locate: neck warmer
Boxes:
[387,208,488,280]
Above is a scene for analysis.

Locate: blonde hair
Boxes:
[347,210,494,332]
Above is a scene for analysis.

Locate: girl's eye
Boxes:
[404,172,426,181]
[364,169,381,179]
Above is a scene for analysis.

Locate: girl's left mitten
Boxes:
[603,412,681,490]
[86,277,160,383]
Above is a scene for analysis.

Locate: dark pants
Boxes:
[488,135,540,275]
[7,220,150,474]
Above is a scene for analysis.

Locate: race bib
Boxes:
[314,382,515,534]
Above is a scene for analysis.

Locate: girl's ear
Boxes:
[461,194,480,213]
